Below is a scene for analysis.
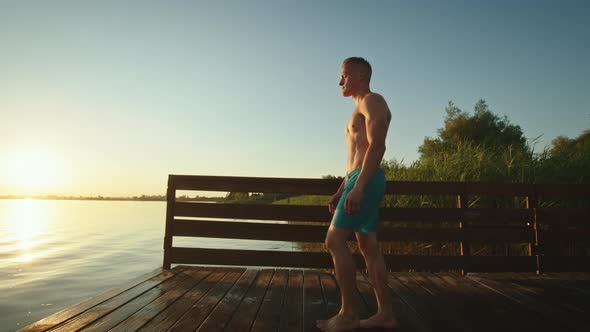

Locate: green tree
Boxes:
[536,129,590,183]
[409,99,539,187]
[419,99,529,159]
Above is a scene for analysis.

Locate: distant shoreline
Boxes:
[0,193,299,204]
[0,195,222,202]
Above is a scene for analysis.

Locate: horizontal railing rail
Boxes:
[163,174,590,273]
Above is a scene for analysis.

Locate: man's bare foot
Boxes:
[359,313,398,329]
[317,313,359,332]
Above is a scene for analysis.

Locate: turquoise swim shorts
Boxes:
[331,167,386,234]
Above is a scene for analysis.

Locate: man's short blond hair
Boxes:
[343,57,372,82]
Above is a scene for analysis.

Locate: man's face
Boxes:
[339,63,360,97]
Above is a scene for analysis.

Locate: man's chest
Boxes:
[346,110,365,134]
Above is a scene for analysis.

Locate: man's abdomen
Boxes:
[347,144,368,172]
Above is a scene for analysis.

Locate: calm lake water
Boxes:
[0,199,292,331]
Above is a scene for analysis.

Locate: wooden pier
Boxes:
[20,265,590,331]
[20,174,590,331]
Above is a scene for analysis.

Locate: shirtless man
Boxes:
[317,57,396,331]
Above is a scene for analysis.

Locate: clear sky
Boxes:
[1,0,589,196]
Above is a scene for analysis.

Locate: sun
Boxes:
[1,148,64,195]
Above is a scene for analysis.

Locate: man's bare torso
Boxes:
[346,101,391,173]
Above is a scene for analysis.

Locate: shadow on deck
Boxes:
[20,265,590,332]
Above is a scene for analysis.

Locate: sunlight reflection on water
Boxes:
[0,199,293,331]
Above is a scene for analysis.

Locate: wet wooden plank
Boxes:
[21,266,590,332]
[483,273,590,325]
[303,270,326,332]
[250,269,288,332]
[418,273,516,332]
[196,268,259,331]
[384,274,431,332]
[224,269,274,331]
[386,273,447,332]
[17,267,175,332]
[138,268,227,332]
[543,272,590,280]
[536,274,590,297]
[47,267,184,332]
[166,268,245,331]
[443,273,555,331]
[109,267,212,331]
[467,274,578,331]
[279,269,304,332]
[434,273,521,332]
[80,269,196,331]
[401,273,475,332]
[390,273,465,332]
[319,272,340,319]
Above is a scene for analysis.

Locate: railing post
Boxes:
[526,185,541,274]
[458,184,470,276]
[163,176,176,270]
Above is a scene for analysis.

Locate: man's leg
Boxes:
[316,224,360,331]
[356,231,397,328]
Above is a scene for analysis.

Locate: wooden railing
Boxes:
[163,174,590,273]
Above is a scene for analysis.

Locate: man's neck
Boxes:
[351,87,371,106]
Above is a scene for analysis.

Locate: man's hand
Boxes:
[328,193,341,214]
[345,187,364,214]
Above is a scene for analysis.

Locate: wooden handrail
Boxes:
[169,174,590,196]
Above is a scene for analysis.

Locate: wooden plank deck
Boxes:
[20,266,590,332]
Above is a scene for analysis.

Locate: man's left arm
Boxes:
[344,93,389,214]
